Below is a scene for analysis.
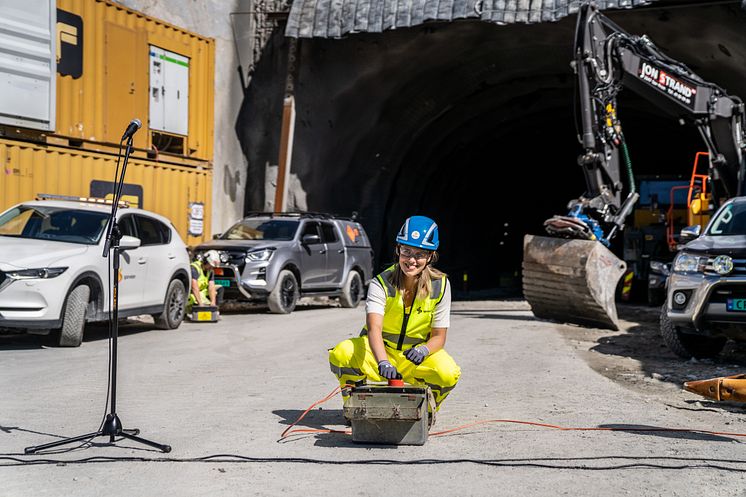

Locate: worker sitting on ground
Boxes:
[189,249,222,313]
[329,215,461,412]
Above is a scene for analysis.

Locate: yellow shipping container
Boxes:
[55,0,215,162]
[0,138,212,245]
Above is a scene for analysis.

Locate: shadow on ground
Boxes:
[557,303,746,412]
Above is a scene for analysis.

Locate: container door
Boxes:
[105,23,146,148]
[0,0,56,131]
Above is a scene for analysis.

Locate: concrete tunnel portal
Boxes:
[237,1,746,296]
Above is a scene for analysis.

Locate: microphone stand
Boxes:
[25,129,171,454]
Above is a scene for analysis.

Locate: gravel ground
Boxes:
[2,299,746,496]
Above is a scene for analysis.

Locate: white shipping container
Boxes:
[0,0,56,131]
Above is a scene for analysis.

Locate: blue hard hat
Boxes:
[396,216,439,250]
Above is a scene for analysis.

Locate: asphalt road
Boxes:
[2,300,746,496]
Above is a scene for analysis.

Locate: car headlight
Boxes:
[246,249,274,262]
[649,261,670,275]
[673,253,704,273]
[7,267,68,280]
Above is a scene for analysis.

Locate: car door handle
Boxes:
[137,257,147,264]
[337,248,344,254]
[167,253,176,259]
[319,249,327,254]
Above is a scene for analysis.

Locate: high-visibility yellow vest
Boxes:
[373,264,446,350]
[191,261,212,293]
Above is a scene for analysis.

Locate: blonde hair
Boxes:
[392,248,445,299]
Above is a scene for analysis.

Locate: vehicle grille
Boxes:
[221,249,247,272]
[709,284,746,304]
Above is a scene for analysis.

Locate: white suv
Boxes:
[0,198,191,346]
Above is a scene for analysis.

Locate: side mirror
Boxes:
[679,225,702,242]
[302,234,321,245]
[119,235,141,250]
[212,233,221,240]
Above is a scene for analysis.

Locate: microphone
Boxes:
[121,118,142,141]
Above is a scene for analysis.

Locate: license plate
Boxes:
[214,279,231,287]
[726,298,746,311]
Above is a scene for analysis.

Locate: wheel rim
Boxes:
[281,276,296,309]
[169,285,185,322]
[350,275,361,303]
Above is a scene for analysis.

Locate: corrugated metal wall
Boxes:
[0,138,212,245]
[285,0,656,38]
[55,0,214,161]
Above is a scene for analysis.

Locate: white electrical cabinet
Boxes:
[149,46,189,136]
[0,0,56,131]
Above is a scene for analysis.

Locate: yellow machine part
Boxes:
[522,235,627,330]
[688,192,711,229]
[684,374,746,403]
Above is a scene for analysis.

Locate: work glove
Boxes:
[377,360,399,380]
[404,345,430,365]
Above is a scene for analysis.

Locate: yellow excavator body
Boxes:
[522,235,627,330]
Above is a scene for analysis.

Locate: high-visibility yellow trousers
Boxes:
[328,335,461,409]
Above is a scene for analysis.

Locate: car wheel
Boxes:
[660,305,726,359]
[268,270,298,314]
[153,279,186,330]
[59,285,91,347]
[339,271,363,308]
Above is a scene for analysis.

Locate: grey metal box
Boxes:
[344,385,430,445]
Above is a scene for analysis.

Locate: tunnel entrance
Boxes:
[238,2,746,297]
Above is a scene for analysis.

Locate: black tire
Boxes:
[660,305,726,359]
[59,285,90,347]
[268,270,298,314]
[153,279,186,330]
[339,271,363,308]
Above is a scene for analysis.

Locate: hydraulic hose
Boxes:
[620,137,636,194]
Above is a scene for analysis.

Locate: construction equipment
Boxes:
[523,1,746,329]
[684,375,746,403]
[344,378,434,445]
[189,305,220,322]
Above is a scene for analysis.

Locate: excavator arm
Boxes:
[523,1,746,330]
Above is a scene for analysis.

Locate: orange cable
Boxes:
[279,385,344,439]
[429,419,746,438]
[280,386,746,442]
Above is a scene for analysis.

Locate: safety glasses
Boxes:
[398,246,430,261]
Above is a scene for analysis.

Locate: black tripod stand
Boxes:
[25,120,171,454]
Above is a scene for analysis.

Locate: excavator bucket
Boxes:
[522,235,627,330]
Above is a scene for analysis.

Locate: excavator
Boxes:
[523,1,746,330]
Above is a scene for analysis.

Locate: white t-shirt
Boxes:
[366,277,451,328]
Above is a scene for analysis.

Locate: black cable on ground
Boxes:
[3,454,746,472]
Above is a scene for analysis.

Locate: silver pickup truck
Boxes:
[195,212,373,313]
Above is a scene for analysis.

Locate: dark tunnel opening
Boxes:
[237,2,746,297]
[382,90,704,295]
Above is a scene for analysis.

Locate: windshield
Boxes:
[0,205,109,245]
[220,219,299,241]
[707,202,746,236]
